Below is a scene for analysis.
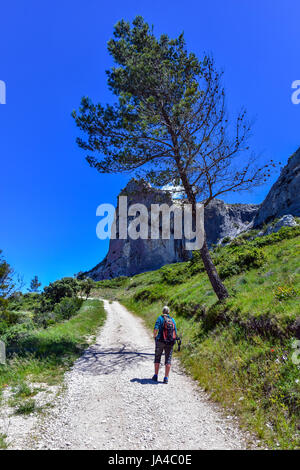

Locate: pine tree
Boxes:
[28,275,42,293]
[72,17,272,300]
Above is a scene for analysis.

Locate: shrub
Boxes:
[13,382,33,398]
[236,247,266,268]
[189,252,205,275]
[97,276,129,289]
[14,399,36,415]
[0,320,9,335]
[202,303,231,331]
[0,309,35,327]
[253,225,300,248]
[134,285,166,303]
[7,293,41,313]
[219,247,266,279]
[53,297,83,321]
[169,298,206,318]
[1,323,35,348]
[79,278,95,298]
[229,236,247,247]
[274,285,298,302]
[32,310,56,328]
[43,277,80,305]
[0,309,21,325]
[160,265,189,285]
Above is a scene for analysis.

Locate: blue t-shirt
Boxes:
[154,315,177,340]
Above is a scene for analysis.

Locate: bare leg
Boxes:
[165,364,171,378]
[154,363,160,375]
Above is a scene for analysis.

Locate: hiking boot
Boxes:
[163,377,169,384]
[152,374,158,382]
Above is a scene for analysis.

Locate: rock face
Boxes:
[87,179,190,280]
[253,148,300,227]
[204,199,258,246]
[85,147,300,280]
[86,179,259,280]
[259,215,298,236]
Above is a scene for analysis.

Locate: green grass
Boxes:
[0,433,8,449]
[12,382,35,398]
[92,226,300,449]
[0,299,105,389]
[14,399,37,415]
[0,299,106,448]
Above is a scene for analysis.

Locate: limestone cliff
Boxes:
[253,147,300,227]
[86,179,259,280]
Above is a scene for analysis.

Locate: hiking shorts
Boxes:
[154,340,174,365]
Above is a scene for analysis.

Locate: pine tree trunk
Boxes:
[173,153,229,301]
[200,238,229,301]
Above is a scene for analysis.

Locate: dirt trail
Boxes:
[17,299,248,449]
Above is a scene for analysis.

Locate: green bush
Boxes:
[134,285,166,303]
[43,277,80,305]
[188,252,205,275]
[96,276,129,289]
[0,309,35,326]
[3,299,105,358]
[0,320,9,335]
[237,247,266,268]
[274,285,298,301]
[7,293,41,313]
[79,278,95,298]
[53,297,83,320]
[169,297,206,318]
[32,309,56,328]
[219,247,266,279]
[222,236,231,244]
[160,265,190,285]
[252,225,300,248]
[0,323,35,348]
[14,399,36,415]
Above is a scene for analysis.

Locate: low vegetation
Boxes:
[0,271,106,449]
[93,225,300,449]
[0,433,7,449]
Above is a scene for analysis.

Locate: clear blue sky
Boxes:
[0,0,299,289]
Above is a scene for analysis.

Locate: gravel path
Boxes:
[20,299,249,450]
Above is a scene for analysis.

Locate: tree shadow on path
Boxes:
[74,344,154,376]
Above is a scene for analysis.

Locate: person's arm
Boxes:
[153,329,158,338]
[173,319,178,336]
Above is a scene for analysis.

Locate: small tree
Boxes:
[80,278,94,299]
[73,17,272,301]
[28,275,42,293]
[0,250,24,325]
[0,250,23,311]
[43,277,80,305]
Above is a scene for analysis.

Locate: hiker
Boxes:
[152,306,177,384]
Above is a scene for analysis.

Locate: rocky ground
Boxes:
[3,300,254,450]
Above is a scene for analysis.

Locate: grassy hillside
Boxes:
[93,225,300,449]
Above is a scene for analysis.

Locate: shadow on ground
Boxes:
[74,344,154,375]
[130,378,159,385]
